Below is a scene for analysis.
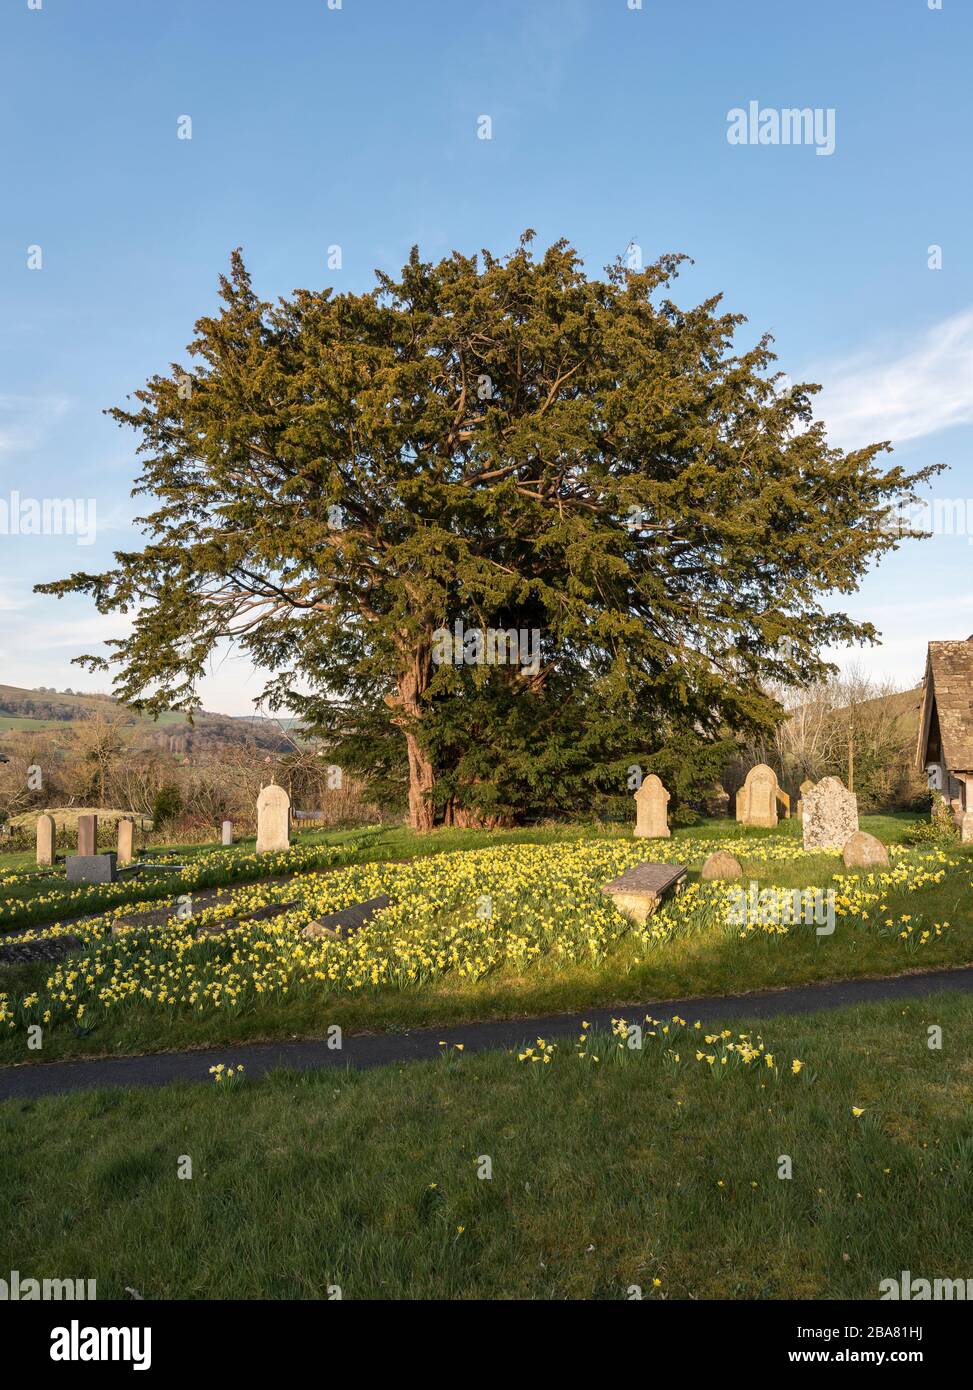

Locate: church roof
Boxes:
[917,640,973,772]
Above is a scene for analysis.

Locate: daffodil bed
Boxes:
[0,835,967,1059]
[0,831,384,934]
[3,992,973,1299]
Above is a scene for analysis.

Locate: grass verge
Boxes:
[2,992,971,1299]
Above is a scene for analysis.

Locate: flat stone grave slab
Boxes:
[113,898,298,938]
[303,894,392,940]
[601,862,687,924]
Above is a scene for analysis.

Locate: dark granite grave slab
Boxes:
[303,894,392,940]
[601,862,687,897]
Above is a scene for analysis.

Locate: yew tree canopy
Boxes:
[38,233,934,821]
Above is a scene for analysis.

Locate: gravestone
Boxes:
[736,764,779,828]
[842,830,889,870]
[222,820,234,846]
[700,850,743,881]
[962,812,973,845]
[117,818,134,867]
[633,774,671,839]
[703,783,730,817]
[36,813,56,868]
[256,782,290,853]
[601,861,686,923]
[77,814,98,857]
[66,853,118,884]
[802,776,859,851]
[797,779,815,821]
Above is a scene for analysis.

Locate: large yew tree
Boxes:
[39,235,933,829]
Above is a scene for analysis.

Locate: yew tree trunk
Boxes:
[387,644,437,832]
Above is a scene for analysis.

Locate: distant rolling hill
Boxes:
[0,684,297,755]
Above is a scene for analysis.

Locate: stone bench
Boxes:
[601,862,687,924]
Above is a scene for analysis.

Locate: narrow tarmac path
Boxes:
[2,964,972,1102]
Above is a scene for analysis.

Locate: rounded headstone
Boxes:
[841,830,889,870]
[36,813,57,868]
[256,782,291,853]
[700,850,743,881]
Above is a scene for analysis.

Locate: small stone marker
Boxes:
[601,862,686,924]
[736,764,780,828]
[66,852,118,884]
[802,776,859,851]
[700,850,743,881]
[36,813,56,868]
[77,813,98,856]
[303,894,392,940]
[221,820,234,846]
[842,830,889,870]
[117,818,135,867]
[634,774,671,839]
[256,781,290,853]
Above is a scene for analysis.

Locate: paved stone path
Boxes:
[2,964,971,1102]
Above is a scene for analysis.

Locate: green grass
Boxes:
[2,992,971,1299]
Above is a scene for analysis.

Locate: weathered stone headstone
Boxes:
[222,820,234,846]
[77,813,98,857]
[256,782,290,853]
[634,774,671,838]
[797,778,815,821]
[36,813,56,868]
[802,776,858,851]
[117,818,134,867]
[601,861,686,923]
[842,830,889,870]
[700,850,743,881]
[962,812,973,845]
[736,764,779,828]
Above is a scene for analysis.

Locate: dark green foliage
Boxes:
[151,783,182,828]
[37,236,938,827]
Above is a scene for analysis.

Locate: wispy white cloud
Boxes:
[0,393,70,455]
[815,307,973,450]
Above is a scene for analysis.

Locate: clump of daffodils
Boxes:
[208,1062,245,1085]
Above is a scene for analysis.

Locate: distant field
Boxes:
[0,716,65,731]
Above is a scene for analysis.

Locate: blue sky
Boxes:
[1,0,971,713]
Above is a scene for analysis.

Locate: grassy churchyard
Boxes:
[1,812,969,1063]
[4,806,973,1305]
